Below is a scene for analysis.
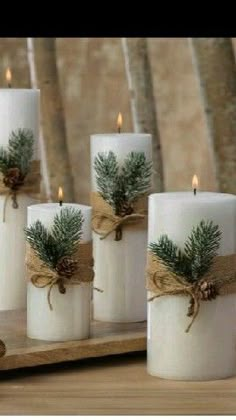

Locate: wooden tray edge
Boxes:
[0,334,146,371]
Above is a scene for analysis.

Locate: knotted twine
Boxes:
[26,242,94,310]
[146,252,236,333]
[91,192,148,240]
[0,160,41,222]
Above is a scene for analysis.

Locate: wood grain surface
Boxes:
[0,310,146,370]
[0,352,236,415]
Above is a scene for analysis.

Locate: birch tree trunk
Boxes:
[122,38,164,192]
[26,38,51,201]
[190,38,236,193]
[33,38,74,201]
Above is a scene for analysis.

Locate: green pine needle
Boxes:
[184,220,222,282]
[25,207,84,270]
[149,235,192,280]
[121,152,152,204]
[94,151,120,212]
[94,151,152,215]
[0,129,34,176]
[149,220,221,284]
[51,207,84,261]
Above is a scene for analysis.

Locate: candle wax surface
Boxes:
[27,202,92,341]
[147,191,236,380]
[91,132,152,322]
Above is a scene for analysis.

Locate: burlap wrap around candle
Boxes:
[146,252,236,332]
[26,241,94,310]
[0,160,41,222]
[91,192,148,239]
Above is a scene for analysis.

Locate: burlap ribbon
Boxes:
[91,192,148,240]
[26,242,94,310]
[146,252,236,332]
[0,160,41,222]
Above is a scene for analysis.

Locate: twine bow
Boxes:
[26,242,94,310]
[92,211,145,240]
[91,192,148,240]
[0,160,41,222]
[146,252,236,332]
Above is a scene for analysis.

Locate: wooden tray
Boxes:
[0,310,146,371]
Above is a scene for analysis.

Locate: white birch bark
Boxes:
[32,38,74,202]
[27,37,51,200]
[190,38,236,193]
[122,38,164,192]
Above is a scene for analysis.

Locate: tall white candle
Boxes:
[0,87,40,310]
[147,191,236,380]
[91,133,152,322]
[27,203,92,342]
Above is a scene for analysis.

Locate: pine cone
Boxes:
[56,256,78,278]
[3,168,25,190]
[187,297,195,317]
[119,203,133,217]
[187,280,218,318]
[198,279,218,301]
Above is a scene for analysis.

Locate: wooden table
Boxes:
[0,352,236,415]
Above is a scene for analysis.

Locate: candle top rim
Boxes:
[149,192,236,202]
[91,133,151,138]
[28,203,92,211]
[0,88,40,92]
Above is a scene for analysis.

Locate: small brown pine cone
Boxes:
[119,203,134,217]
[199,279,218,301]
[187,297,195,317]
[56,256,78,278]
[3,168,24,189]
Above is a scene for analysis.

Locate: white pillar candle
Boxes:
[147,192,236,380]
[27,203,92,341]
[91,133,152,322]
[0,88,40,310]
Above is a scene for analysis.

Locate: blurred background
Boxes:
[1,37,236,204]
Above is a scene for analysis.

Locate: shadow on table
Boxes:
[0,350,147,381]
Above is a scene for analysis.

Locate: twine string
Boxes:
[26,243,94,310]
[146,252,236,332]
[91,192,148,240]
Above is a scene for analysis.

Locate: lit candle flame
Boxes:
[192,174,198,195]
[58,186,63,205]
[5,68,12,87]
[117,112,122,133]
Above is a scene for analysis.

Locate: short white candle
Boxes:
[91,133,152,322]
[147,191,236,380]
[0,87,40,310]
[27,202,92,341]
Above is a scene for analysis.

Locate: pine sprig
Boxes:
[0,129,34,176]
[0,148,9,174]
[184,220,222,282]
[149,220,221,284]
[94,151,152,215]
[149,236,191,280]
[25,220,60,269]
[94,151,120,212]
[121,152,152,204]
[25,207,84,270]
[51,207,84,261]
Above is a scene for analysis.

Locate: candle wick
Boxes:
[8,83,11,88]
[118,127,121,134]
[59,201,63,207]
[194,188,197,196]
